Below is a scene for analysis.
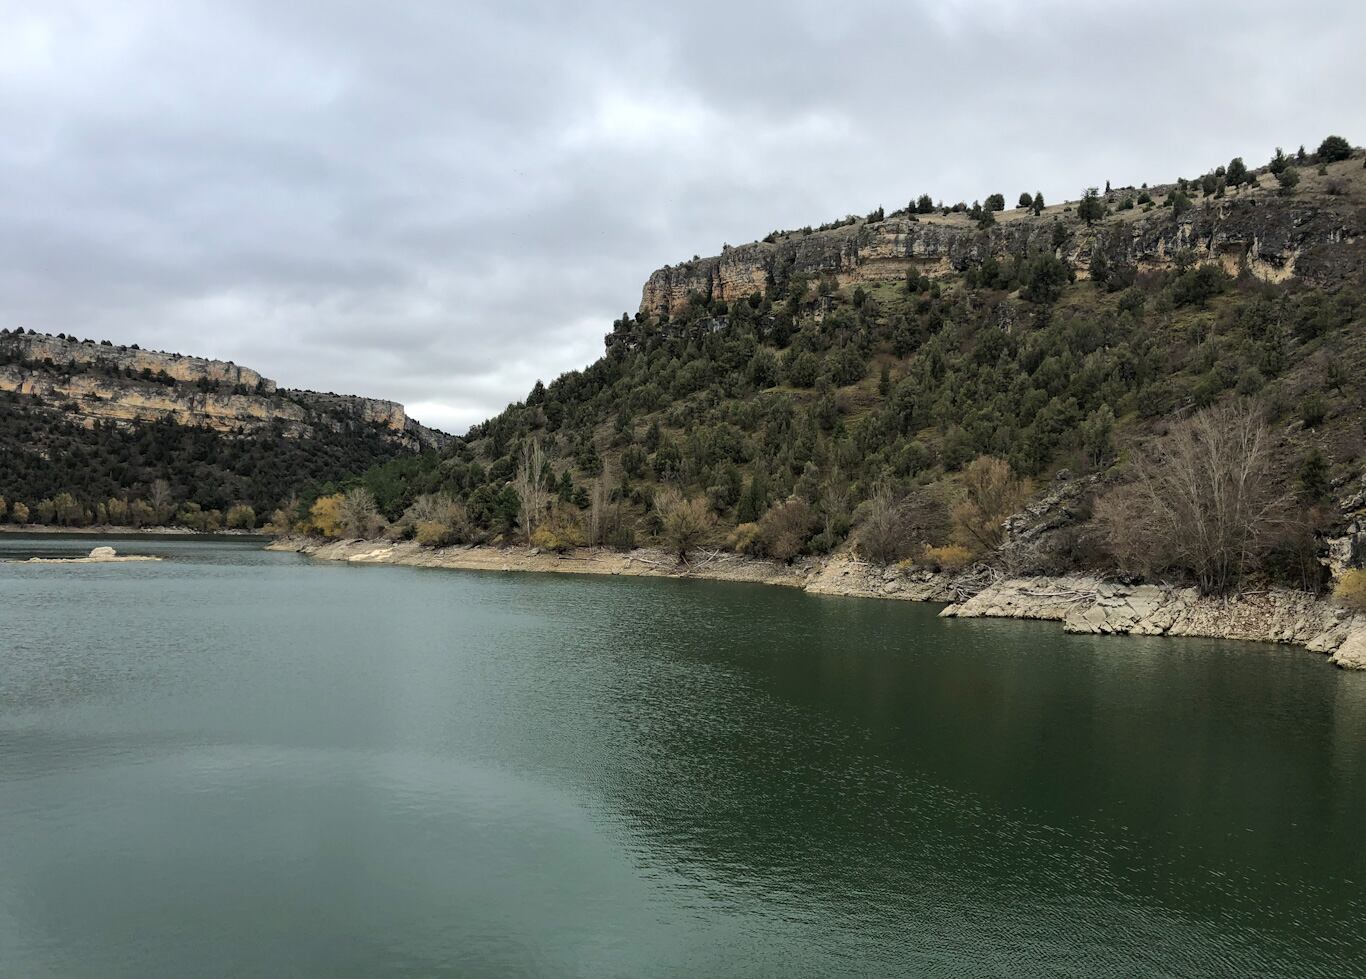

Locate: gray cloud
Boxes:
[2,0,1363,433]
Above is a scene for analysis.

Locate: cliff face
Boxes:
[0,332,452,451]
[640,168,1365,316]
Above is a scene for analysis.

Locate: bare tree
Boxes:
[1108,402,1287,593]
[339,486,381,538]
[587,468,612,548]
[952,456,1028,554]
[148,478,174,523]
[513,438,550,545]
[818,472,850,542]
[858,483,905,564]
[655,487,715,562]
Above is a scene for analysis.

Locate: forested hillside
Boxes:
[276,138,1366,596]
[65,140,1366,594]
[0,332,446,530]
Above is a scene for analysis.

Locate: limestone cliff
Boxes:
[0,332,452,451]
[640,164,1364,316]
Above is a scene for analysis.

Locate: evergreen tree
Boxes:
[1077,187,1104,225]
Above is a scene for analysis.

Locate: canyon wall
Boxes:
[0,332,452,451]
[640,168,1364,316]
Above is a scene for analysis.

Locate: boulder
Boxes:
[88,546,117,560]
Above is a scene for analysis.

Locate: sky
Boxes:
[2,1,1363,434]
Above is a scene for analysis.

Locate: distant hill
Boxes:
[0,331,449,530]
[329,136,1365,596]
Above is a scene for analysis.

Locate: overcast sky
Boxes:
[3,1,1362,433]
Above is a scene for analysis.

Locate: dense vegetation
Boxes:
[0,392,414,530]
[281,141,1364,596]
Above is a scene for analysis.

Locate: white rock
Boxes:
[88,546,117,560]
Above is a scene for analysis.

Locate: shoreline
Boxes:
[269,536,1366,671]
[0,524,267,540]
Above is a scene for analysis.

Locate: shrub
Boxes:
[415,520,461,547]
[1316,135,1352,163]
[920,544,972,571]
[1335,569,1366,611]
[530,513,585,553]
[655,489,715,561]
[753,499,816,562]
[1171,264,1227,307]
[952,456,1028,555]
[225,504,256,530]
[730,522,763,555]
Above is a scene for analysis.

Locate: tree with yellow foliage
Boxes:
[307,494,345,538]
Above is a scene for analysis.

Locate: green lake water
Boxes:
[1,535,1364,977]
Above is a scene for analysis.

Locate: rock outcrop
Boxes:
[941,577,1365,669]
[0,331,452,451]
[640,163,1364,316]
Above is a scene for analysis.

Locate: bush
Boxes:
[1171,264,1227,307]
[655,489,715,561]
[225,503,256,530]
[730,522,763,555]
[530,513,585,553]
[920,544,972,571]
[753,499,816,562]
[1316,135,1352,163]
[1335,569,1366,611]
[416,520,461,547]
[952,456,1028,555]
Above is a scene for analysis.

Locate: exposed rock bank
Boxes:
[267,536,959,599]
[21,546,161,564]
[942,577,1366,670]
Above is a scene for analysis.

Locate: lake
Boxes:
[2,534,1364,977]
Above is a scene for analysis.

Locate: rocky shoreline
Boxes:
[268,536,1366,671]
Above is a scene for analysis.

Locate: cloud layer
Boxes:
[3,0,1362,432]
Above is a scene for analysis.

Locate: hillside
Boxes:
[0,332,449,529]
[291,139,1366,589]
[305,137,1366,598]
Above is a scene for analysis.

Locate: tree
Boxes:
[985,193,1005,212]
[148,478,174,523]
[1225,156,1248,186]
[308,494,345,538]
[339,487,381,538]
[1106,402,1286,593]
[1276,167,1300,196]
[1077,187,1104,225]
[1269,147,1288,174]
[513,438,550,543]
[10,501,29,525]
[587,472,611,547]
[225,504,256,529]
[655,488,715,562]
[753,498,816,562]
[1031,192,1044,215]
[858,484,906,564]
[915,194,934,214]
[952,456,1027,554]
[1316,135,1352,163]
[1017,192,1033,208]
